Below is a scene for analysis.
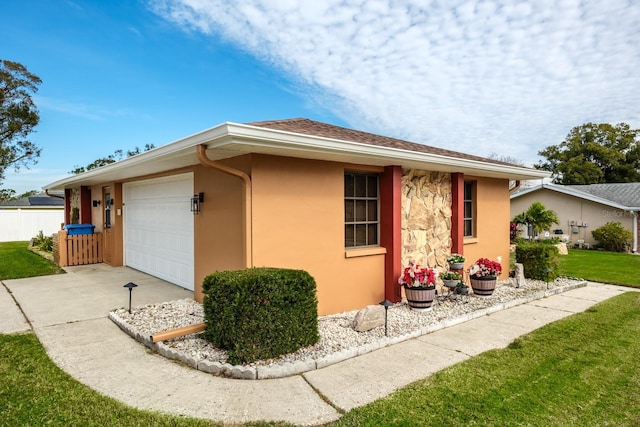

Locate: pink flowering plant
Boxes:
[470,257,502,278]
[398,259,438,288]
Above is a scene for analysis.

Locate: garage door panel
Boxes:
[123,174,194,290]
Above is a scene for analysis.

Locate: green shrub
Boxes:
[202,267,319,364]
[32,230,53,252]
[515,242,560,280]
[591,222,633,252]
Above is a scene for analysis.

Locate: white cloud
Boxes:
[150,0,640,165]
[36,96,145,121]
[2,168,69,193]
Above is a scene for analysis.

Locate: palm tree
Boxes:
[512,202,559,240]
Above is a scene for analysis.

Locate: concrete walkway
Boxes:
[1,265,634,426]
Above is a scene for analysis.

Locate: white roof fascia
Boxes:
[510,184,544,199]
[45,121,549,190]
[44,123,233,190]
[225,123,550,180]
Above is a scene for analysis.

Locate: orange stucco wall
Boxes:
[250,154,385,315]
[193,157,249,302]
[69,154,513,315]
[463,176,510,279]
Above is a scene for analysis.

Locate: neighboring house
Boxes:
[510,183,640,252]
[0,193,65,242]
[44,118,548,315]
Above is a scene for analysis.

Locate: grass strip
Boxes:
[335,292,640,426]
[558,249,640,288]
[0,241,64,280]
[0,332,292,426]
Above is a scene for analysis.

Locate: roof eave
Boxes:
[44,121,550,191]
[224,123,550,180]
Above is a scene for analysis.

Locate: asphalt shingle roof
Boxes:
[0,194,64,207]
[248,118,526,168]
[565,183,640,207]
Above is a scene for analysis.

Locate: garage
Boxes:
[123,173,194,290]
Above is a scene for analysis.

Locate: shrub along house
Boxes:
[44,119,548,315]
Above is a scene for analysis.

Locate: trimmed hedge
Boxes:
[515,242,560,281]
[202,267,319,365]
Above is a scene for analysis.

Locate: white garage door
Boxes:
[123,173,194,290]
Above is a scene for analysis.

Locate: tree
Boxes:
[512,202,560,239]
[0,188,39,203]
[536,123,640,184]
[70,144,155,174]
[487,152,525,167]
[0,60,42,184]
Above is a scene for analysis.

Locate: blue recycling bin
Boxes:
[65,224,95,235]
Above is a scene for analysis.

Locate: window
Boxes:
[345,172,379,247]
[463,181,475,237]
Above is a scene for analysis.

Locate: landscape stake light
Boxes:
[124,282,138,314]
[379,299,393,336]
[544,268,552,289]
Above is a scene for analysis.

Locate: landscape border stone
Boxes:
[108,280,587,380]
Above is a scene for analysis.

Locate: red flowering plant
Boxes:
[398,259,438,289]
[469,257,502,279]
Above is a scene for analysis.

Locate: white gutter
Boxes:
[632,211,638,253]
[226,123,550,180]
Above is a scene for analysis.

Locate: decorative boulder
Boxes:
[352,305,385,332]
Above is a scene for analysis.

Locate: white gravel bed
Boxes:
[111,277,583,370]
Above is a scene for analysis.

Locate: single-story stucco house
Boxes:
[0,193,64,242]
[44,118,548,315]
[510,182,640,252]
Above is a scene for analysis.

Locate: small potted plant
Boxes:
[447,253,465,270]
[440,271,462,288]
[468,257,502,296]
[455,282,469,295]
[398,259,438,311]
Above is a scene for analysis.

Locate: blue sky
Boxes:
[3,0,640,194]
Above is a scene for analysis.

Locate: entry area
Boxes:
[123,173,195,291]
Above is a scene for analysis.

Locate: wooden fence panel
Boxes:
[64,232,103,266]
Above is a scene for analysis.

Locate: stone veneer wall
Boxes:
[401,170,452,272]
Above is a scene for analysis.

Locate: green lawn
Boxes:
[1,243,639,425]
[0,241,64,280]
[559,248,640,288]
[1,293,638,426]
[334,292,640,426]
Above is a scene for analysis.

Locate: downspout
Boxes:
[509,180,521,193]
[196,145,253,268]
[45,189,65,199]
[632,210,638,253]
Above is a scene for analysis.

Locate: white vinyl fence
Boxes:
[0,209,64,242]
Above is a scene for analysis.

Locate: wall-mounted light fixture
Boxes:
[191,192,204,214]
[92,200,101,207]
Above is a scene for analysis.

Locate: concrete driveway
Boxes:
[1,265,634,425]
